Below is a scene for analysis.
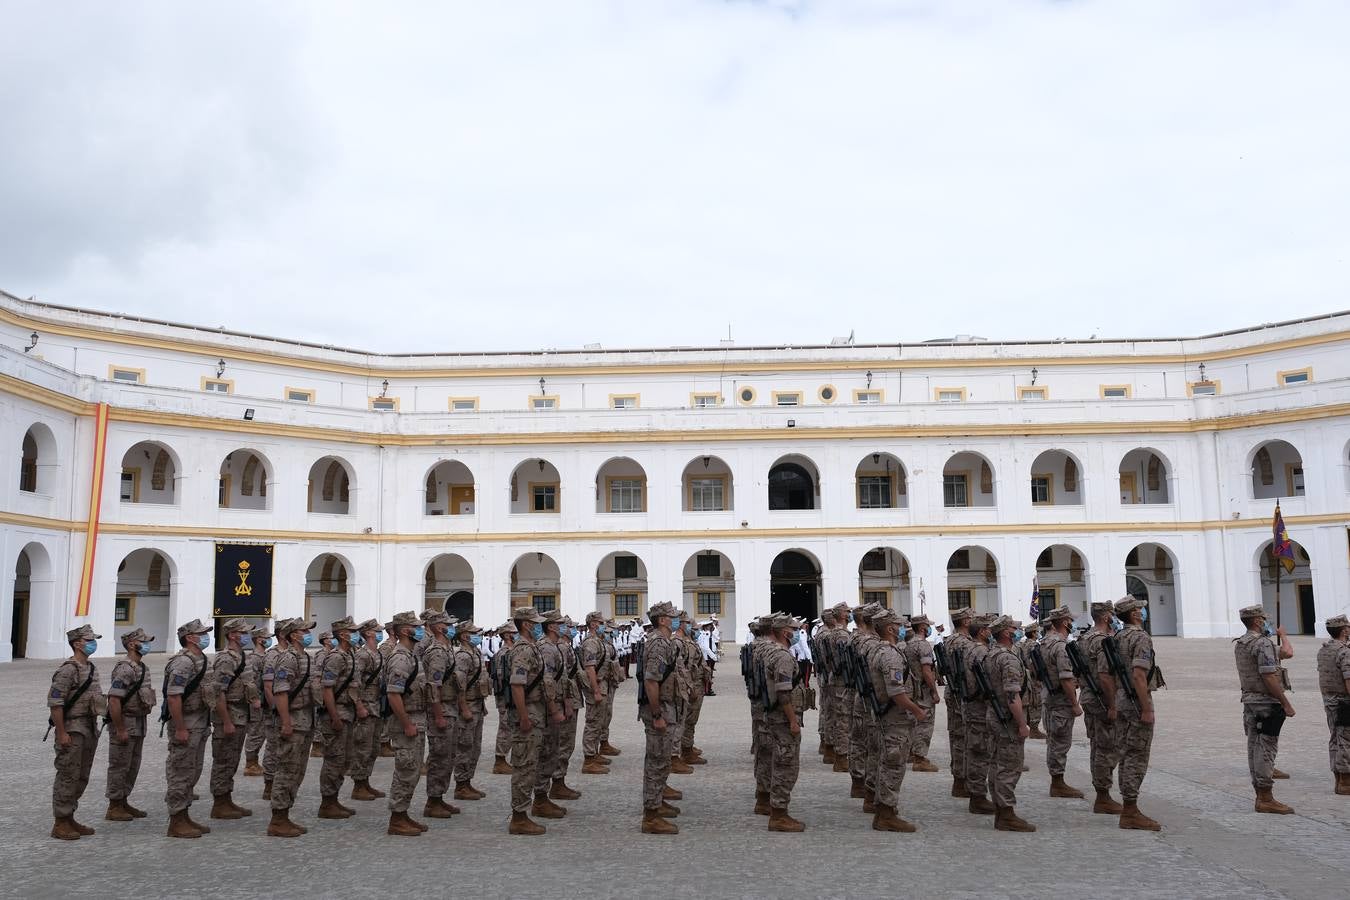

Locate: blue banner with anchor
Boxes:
[213,542,274,617]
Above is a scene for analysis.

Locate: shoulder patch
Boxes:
[171,674,187,687]
[111,679,126,690]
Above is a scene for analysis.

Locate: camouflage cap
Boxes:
[1114,597,1145,616]
[585,610,605,625]
[763,612,795,631]
[419,608,442,622]
[949,607,975,622]
[1043,607,1073,624]
[831,601,851,612]
[1023,620,1042,634]
[282,618,316,635]
[1237,604,1267,620]
[456,619,483,634]
[176,618,211,639]
[1326,615,1349,632]
[540,609,565,623]
[498,620,518,634]
[511,606,545,624]
[908,614,932,628]
[249,624,273,639]
[423,610,451,626]
[871,608,902,628]
[647,601,678,619]
[317,631,332,643]
[390,610,422,628]
[121,627,155,645]
[220,617,252,634]
[969,614,996,632]
[330,616,358,632]
[66,623,102,642]
[988,615,1016,634]
[853,603,882,622]
[818,608,837,624]
[356,618,381,633]
[1090,601,1114,616]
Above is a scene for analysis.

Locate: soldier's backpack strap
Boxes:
[44,662,96,741]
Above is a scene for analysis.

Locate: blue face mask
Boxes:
[412,626,425,643]
[671,618,682,631]
[899,627,910,640]
[300,632,314,648]
[1261,622,1273,637]
[196,633,210,651]
[469,634,483,647]
[83,640,97,656]
[1013,629,1025,642]
[446,627,458,640]
[1140,607,1149,623]
[531,624,544,641]
[597,625,607,635]
[374,631,385,643]
[137,641,152,654]
[1110,617,1124,633]
[259,638,271,649]
[326,637,338,649]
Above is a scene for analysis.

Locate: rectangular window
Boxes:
[853,390,883,405]
[691,393,721,408]
[696,592,722,616]
[1039,587,1058,610]
[1287,465,1305,497]
[1100,385,1131,399]
[370,397,398,411]
[947,589,972,611]
[531,396,558,411]
[773,392,802,407]
[1031,474,1053,505]
[1017,387,1047,401]
[531,484,558,512]
[943,473,969,508]
[862,590,890,608]
[109,366,145,384]
[613,555,639,579]
[935,388,966,403]
[696,554,721,578]
[286,387,314,403]
[20,458,37,493]
[857,475,892,509]
[614,593,640,617]
[689,477,725,511]
[609,394,639,409]
[218,474,230,508]
[1187,381,1219,397]
[531,594,557,614]
[1278,368,1311,386]
[120,469,138,502]
[114,594,135,625]
[201,378,233,394]
[449,397,479,412]
[607,478,644,513]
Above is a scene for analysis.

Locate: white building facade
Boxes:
[2,292,1348,660]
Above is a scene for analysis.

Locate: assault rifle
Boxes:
[1102,635,1140,715]
[949,646,968,702]
[1028,645,1057,697]
[1065,640,1103,702]
[972,659,1010,725]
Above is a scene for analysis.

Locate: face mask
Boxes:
[446,626,458,640]
[374,631,385,643]
[326,637,338,649]
[300,632,315,648]
[985,634,994,646]
[671,618,682,631]
[531,624,544,641]
[137,641,152,654]
[1013,629,1025,642]
[412,626,425,643]
[900,627,910,640]
[469,635,483,647]
[1140,607,1149,623]
[82,640,97,656]
[1261,622,1273,637]
[1110,618,1124,633]
[260,637,272,649]
[597,625,607,635]
[196,633,211,651]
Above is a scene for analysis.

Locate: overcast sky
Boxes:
[3,1,1347,353]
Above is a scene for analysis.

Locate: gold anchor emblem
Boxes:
[234,560,253,597]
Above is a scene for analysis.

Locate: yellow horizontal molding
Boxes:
[0,373,95,416]
[7,510,1343,544]
[5,302,1350,380]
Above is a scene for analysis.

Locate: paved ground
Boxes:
[2,638,1348,900]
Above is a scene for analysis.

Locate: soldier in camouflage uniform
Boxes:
[259,623,289,800]
[506,606,548,835]
[962,614,996,815]
[761,613,808,831]
[208,618,257,821]
[242,625,271,777]
[847,603,881,806]
[1234,604,1297,814]
[868,609,928,832]
[824,603,854,773]
[943,607,975,798]
[383,611,430,836]
[104,627,155,823]
[1018,620,1046,739]
[1316,614,1350,795]
[599,619,624,758]
[1039,607,1085,799]
[748,617,773,811]
[986,616,1035,831]
[580,611,615,775]
[1101,596,1162,831]
[316,616,360,820]
[1080,601,1122,814]
[348,619,386,801]
[421,610,461,820]
[904,614,940,773]
[164,619,213,839]
[452,620,491,799]
[679,618,708,766]
[534,610,576,812]
[552,616,584,794]
[47,624,106,840]
[812,608,837,764]
[310,630,332,759]
[639,601,682,834]
[266,617,318,837]
[491,621,518,775]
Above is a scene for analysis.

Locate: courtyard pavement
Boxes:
[1,637,1347,900]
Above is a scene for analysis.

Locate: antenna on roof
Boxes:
[830,329,855,346]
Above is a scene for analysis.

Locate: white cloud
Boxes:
[3,0,1347,351]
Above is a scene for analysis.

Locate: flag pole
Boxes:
[1274,555,1282,632]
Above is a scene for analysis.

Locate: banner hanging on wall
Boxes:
[213,543,274,617]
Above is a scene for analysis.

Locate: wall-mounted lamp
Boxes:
[865,370,873,389]
[872,452,881,465]
[380,379,390,398]
[1197,363,1210,384]
[536,552,544,564]
[702,456,711,469]
[538,376,547,396]
[243,408,255,421]
[1030,367,1038,385]
[537,458,546,472]
[786,419,796,428]
[24,331,38,353]
[216,358,226,378]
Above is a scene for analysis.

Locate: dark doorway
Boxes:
[770,551,821,620]
[10,592,27,658]
[768,464,815,510]
[446,591,474,622]
[1297,583,1315,636]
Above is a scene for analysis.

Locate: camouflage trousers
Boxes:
[875,709,914,810]
[165,720,209,814]
[536,718,562,792]
[270,727,313,812]
[453,704,486,783]
[346,713,380,780]
[509,705,544,813]
[945,692,965,777]
[1024,689,1043,734]
[494,696,512,758]
[911,699,936,759]
[681,689,704,753]
[864,714,883,795]
[244,715,266,754]
[554,709,579,779]
[426,714,459,799]
[849,695,869,779]
[764,713,801,809]
[105,717,146,802]
[751,706,767,788]
[52,726,99,817]
[318,713,355,797]
[1082,702,1117,791]
[208,718,247,796]
[1043,700,1076,777]
[641,706,678,810]
[599,687,617,744]
[387,715,426,813]
[262,716,280,780]
[831,686,851,758]
[582,690,613,757]
[987,714,1026,809]
[1242,702,1282,790]
[1111,713,1153,803]
[1325,702,1350,774]
[963,700,992,798]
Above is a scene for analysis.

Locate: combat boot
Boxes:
[872,803,917,833]
[754,790,771,815]
[310,743,324,759]
[657,801,680,818]
[318,795,351,819]
[351,779,384,800]
[379,742,396,758]
[670,756,694,775]
[663,785,683,800]
[243,753,263,776]
[582,756,609,775]
[1254,787,1294,814]
[862,792,876,814]
[1028,725,1047,740]
[454,782,486,800]
[1118,802,1162,831]
[262,778,273,801]
[183,811,210,835]
[166,811,201,839]
[1337,772,1350,795]
[832,755,850,773]
[532,793,567,819]
[1049,775,1085,799]
[508,811,546,835]
[228,794,253,817]
[850,776,866,799]
[968,794,995,815]
[387,811,422,836]
[550,779,581,800]
[124,800,148,818]
[105,800,135,822]
[641,809,678,834]
[682,748,707,765]
[492,755,514,774]
[1272,768,1290,780]
[600,742,622,756]
[67,817,94,835]
[822,747,836,764]
[951,776,970,799]
[51,817,82,841]
[767,807,805,832]
[266,808,303,838]
[994,806,1036,832]
[422,797,456,819]
[912,756,939,773]
[211,793,247,820]
[1093,789,1124,814]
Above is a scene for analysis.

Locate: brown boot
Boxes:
[1118,802,1162,831]
[1272,768,1290,780]
[508,811,546,835]
[492,756,514,775]
[229,794,253,817]
[262,779,273,801]
[387,811,422,836]
[850,776,866,799]
[422,797,456,819]
[682,749,707,765]
[51,816,82,841]
[663,785,683,801]
[872,802,918,833]
[182,811,209,835]
[657,801,681,818]
[822,747,836,764]
[124,800,148,819]
[455,782,486,800]
[832,756,850,773]
[105,800,135,822]
[1049,775,1085,799]
[166,811,201,839]
[318,795,351,820]
[243,753,263,777]
[951,776,970,799]
[641,808,679,834]
[582,756,610,775]
[550,779,581,801]
[311,743,324,758]
[912,756,939,773]
[767,806,805,832]
[994,806,1036,832]
[351,779,384,801]
[1337,772,1350,795]
[670,757,694,775]
[379,743,396,758]
[754,790,771,815]
[1028,725,1047,740]
[1093,789,1124,815]
[532,793,567,819]
[862,792,876,814]
[968,794,995,815]
[1254,786,1294,815]
[210,794,244,820]
[600,742,622,756]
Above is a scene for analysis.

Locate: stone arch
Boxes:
[596,550,649,619]
[305,552,354,625]
[115,547,177,650]
[681,455,734,512]
[1253,538,1315,635]
[509,552,561,612]
[858,546,912,612]
[1248,440,1303,500]
[7,541,54,659]
[854,452,908,509]
[770,548,822,619]
[946,545,1000,614]
[19,422,58,494]
[307,456,355,515]
[119,440,180,505]
[1034,543,1089,619]
[1124,542,1179,636]
[595,457,648,514]
[424,553,474,618]
[219,448,274,510]
[768,454,820,511]
[509,459,561,515]
[1118,447,1172,504]
[682,549,736,625]
[942,451,995,507]
[1029,449,1085,506]
[423,459,475,516]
